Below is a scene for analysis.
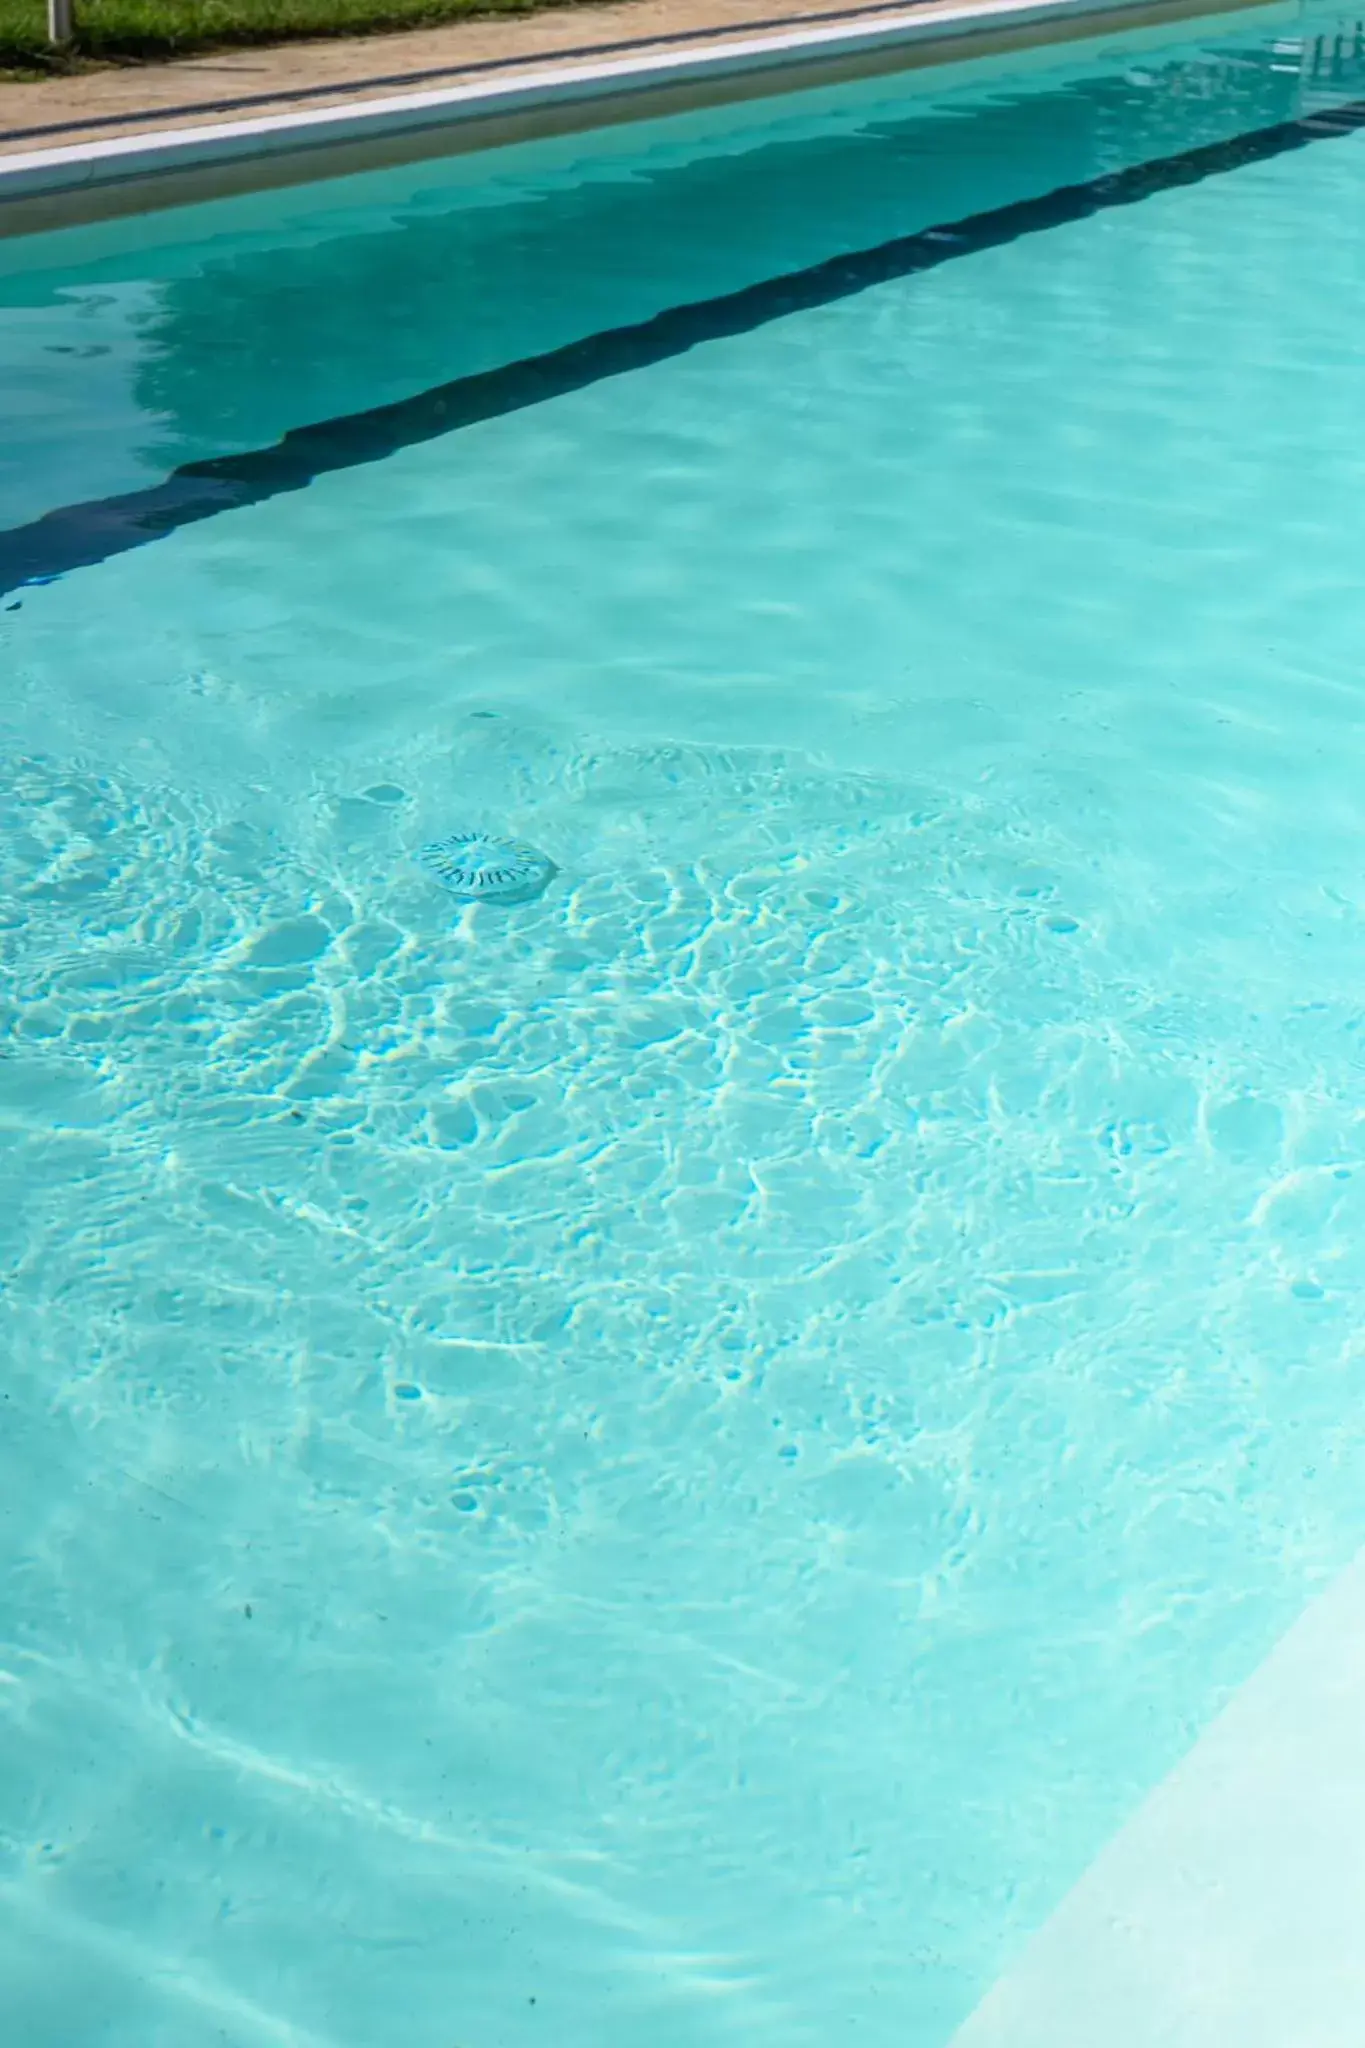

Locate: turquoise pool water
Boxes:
[6,7,1365,2042]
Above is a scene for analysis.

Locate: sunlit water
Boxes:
[6,9,1365,2044]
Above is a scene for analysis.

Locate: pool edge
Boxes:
[0,0,1292,236]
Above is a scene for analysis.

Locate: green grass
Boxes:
[0,0,603,77]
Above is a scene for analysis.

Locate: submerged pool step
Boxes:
[951,1551,1365,2048]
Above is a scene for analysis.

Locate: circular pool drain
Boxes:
[417,829,556,906]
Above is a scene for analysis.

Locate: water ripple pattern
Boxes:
[6,11,1365,2048]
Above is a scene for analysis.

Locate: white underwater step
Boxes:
[951,1550,1365,2048]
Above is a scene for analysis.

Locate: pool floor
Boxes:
[5,10,1365,2043]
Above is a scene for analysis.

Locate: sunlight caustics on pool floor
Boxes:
[5,10,1365,2045]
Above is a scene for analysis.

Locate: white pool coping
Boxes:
[0,0,1269,210]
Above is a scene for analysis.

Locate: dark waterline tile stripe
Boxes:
[4,92,1365,602]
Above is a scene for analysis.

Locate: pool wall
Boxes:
[0,0,1293,235]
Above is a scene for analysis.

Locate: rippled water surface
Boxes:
[6,9,1365,2045]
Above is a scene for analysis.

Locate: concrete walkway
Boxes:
[0,0,963,153]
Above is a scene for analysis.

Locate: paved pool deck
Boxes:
[0,0,1277,160]
[0,0,1005,153]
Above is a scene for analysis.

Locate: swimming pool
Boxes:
[5,6,1365,2042]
